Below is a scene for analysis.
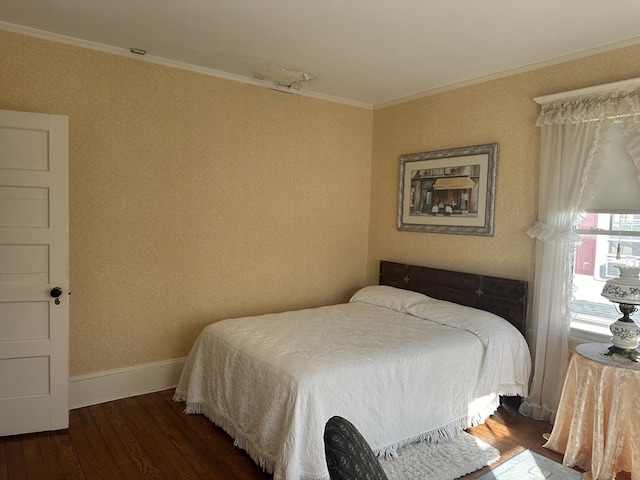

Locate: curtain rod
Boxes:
[534,77,640,106]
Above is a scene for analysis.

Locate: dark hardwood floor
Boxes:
[0,390,630,479]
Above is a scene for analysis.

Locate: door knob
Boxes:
[50,287,64,304]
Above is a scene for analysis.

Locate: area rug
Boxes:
[379,432,500,480]
[477,449,582,480]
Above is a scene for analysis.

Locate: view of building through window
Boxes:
[572,213,640,327]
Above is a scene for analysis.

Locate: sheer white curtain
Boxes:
[519,86,640,422]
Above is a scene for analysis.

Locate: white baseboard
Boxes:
[69,357,186,409]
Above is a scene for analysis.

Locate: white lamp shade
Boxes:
[601,266,640,304]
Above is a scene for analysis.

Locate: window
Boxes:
[570,121,640,340]
[572,214,640,337]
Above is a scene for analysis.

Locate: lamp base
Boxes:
[608,304,639,359]
[604,344,639,362]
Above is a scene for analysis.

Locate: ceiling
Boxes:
[1,0,639,109]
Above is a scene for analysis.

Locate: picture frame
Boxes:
[397,143,498,236]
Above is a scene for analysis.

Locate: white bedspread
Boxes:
[174,286,531,480]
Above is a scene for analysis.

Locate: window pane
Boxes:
[572,213,640,325]
[610,213,640,233]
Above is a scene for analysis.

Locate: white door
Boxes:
[0,109,69,436]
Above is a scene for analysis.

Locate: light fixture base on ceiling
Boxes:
[253,68,316,90]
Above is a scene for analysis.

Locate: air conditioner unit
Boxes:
[606,261,626,278]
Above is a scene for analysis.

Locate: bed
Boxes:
[174,261,531,480]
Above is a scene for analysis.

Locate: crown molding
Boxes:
[375,37,640,110]
[3,21,637,111]
[0,21,372,110]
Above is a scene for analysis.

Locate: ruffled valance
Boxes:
[536,88,640,213]
[622,111,640,180]
[574,119,612,214]
[574,113,640,212]
[536,89,640,126]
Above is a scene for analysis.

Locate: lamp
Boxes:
[601,265,640,362]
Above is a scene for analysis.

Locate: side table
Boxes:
[544,342,639,480]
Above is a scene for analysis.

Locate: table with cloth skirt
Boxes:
[544,342,639,480]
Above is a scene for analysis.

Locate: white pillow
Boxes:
[349,285,432,313]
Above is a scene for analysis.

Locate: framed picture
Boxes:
[397,143,498,236]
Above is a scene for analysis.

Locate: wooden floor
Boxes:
[0,390,630,479]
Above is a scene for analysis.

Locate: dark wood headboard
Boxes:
[379,261,528,335]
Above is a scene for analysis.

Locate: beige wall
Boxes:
[369,44,640,283]
[0,31,373,375]
[2,30,639,377]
